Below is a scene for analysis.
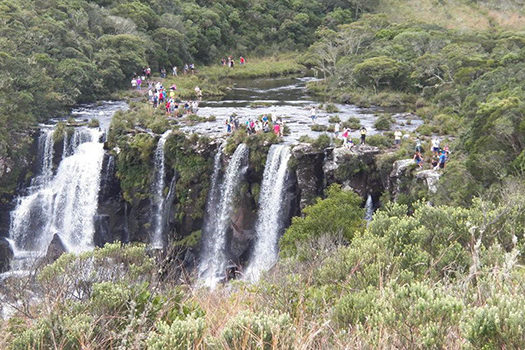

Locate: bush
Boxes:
[221,311,294,350]
[329,116,341,123]
[280,184,365,259]
[374,115,393,131]
[147,317,206,350]
[342,117,361,129]
[464,293,525,349]
[325,103,339,113]
[312,133,331,150]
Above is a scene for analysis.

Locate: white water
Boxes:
[30,128,55,190]
[7,127,104,271]
[244,145,291,281]
[199,143,248,288]
[150,130,172,249]
[365,194,374,222]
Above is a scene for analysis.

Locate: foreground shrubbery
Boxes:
[2,181,525,349]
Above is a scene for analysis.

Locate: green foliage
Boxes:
[146,317,206,350]
[342,117,361,129]
[280,184,365,259]
[373,115,393,131]
[221,311,294,350]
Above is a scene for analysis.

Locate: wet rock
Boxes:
[388,159,415,200]
[415,170,441,193]
[0,238,13,273]
[323,145,382,197]
[292,143,325,210]
[44,234,66,263]
[94,215,111,247]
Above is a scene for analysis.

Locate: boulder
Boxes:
[388,159,416,200]
[292,143,325,210]
[44,234,66,263]
[415,170,441,193]
[324,145,382,197]
[0,238,13,273]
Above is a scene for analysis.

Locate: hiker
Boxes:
[394,129,402,145]
[432,137,440,156]
[194,86,202,99]
[131,78,137,89]
[273,122,281,136]
[160,67,167,78]
[334,122,340,139]
[191,100,199,113]
[183,64,189,74]
[172,66,177,76]
[146,67,151,78]
[438,150,447,169]
[415,138,423,153]
[190,63,195,74]
[148,89,153,102]
[310,106,317,123]
[221,58,226,66]
[240,56,245,65]
[226,121,232,133]
[413,151,423,168]
[431,156,439,169]
[360,127,367,145]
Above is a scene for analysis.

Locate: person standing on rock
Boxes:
[438,150,447,169]
[172,66,177,76]
[415,138,423,153]
[432,137,440,156]
[310,106,317,124]
[413,151,423,168]
[334,122,340,139]
[394,129,402,145]
[360,127,367,145]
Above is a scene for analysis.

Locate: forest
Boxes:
[1,0,525,348]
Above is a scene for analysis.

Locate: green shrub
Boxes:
[310,124,328,132]
[280,184,365,259]
[221,311,294,350]
[342,117,361,129]
[464,293,525,349]
[325,103,340,113]
[147,317,206,350]
[374,115,393,131]
[366,134,391,148]
[312,133,331,150]
[88,118,100,128]
[329,116,341,123]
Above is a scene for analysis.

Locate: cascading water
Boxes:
[365,194,374,222]
[150,130,172,249]
[30,128,55,190]
[7,127,104,271]
[199,143,248,288]
[244,145,291,281]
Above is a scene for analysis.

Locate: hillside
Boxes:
[379,0,525,29]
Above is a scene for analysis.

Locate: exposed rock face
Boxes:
[415,170,441,193]
[96,153,128,245]
[292,143,325,210]
[323,145,382,198]
[0,238,13,273]
[44,234,66,263]
[388,159,415,200]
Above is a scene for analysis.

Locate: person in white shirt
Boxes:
[394,130,402,145]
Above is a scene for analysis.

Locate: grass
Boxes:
[149,54,305,100]
[378,0,525,30]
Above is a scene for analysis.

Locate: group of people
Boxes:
[338,125,367,148]
[225,114,285,137]
[221,56,246,68]
[413,137,449,170]
[145,81,202,117]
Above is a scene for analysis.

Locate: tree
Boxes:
[279,184,365,259]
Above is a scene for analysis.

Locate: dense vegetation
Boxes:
[2,0,525,348]
[305,14,525,206]
[3,183,525,348]
[0,0,370,200]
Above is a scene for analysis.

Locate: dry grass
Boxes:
[379,0,525,30]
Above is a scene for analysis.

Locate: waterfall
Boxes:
[244,145,291,282]
[30,128,55,190]
[365,194,374,222]
[199,143,248,288]
[8,127,104,270]
[150,130,172,249]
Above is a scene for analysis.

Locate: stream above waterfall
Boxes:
[182,76,423,141]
